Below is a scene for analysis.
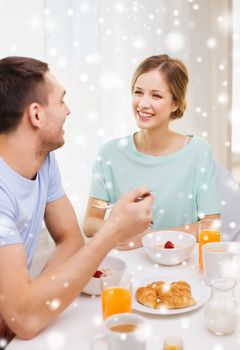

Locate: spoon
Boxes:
[92,191,152,210]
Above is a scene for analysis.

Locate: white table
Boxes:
[7,246,240,350]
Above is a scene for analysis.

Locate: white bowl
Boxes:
[82,255,126,295]
[142,231,196,266]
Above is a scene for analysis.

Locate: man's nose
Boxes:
[65,104,71,116]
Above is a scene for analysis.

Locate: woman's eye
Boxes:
[134,90,142,95]
[153,95,162,99]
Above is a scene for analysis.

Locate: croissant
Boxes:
[136,280,196,309]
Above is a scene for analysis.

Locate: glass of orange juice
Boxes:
[163,336,183,350]
[100,271,132,320]
[199,219,221,273]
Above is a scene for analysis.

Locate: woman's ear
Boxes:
[28,103,43,128]
[171,99,179,113]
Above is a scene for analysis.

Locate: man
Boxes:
[0,56,153,343]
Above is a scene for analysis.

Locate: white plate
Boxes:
[132,277,210,315]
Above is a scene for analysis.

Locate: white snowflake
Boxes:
[0,338,7,348]
[195,107,201,113]
[193,4,199,10]
[97,128,105,137]
[43,6,50,15]
[181,317,190,329]
[92,315,102,325]
[156,28,162,35]
[57,57,68,68]
[217,93,228,105]
[106,181,113,190]
[48,298,61,310]
[28,15,41,28]
[67,8,74,16]
[80,73,88,82]
[133,37,145,49]
[166,32,185,51]
[86,112,98,123]
[229,222,236,229]
[73,41,79,47]
[206,37,217,49]
[48,47,57,57]
[99,71,123,89]
[120,333,127,340]
[46,331,66,349]
[10,44,17,52]
[86,52,100,64]
[114,2,125,13]
[45,18,57,32]
[213,344,224,350]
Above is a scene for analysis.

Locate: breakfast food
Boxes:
[154,241,182,249]
[93,267,112,278]
[136,280,196,309]
[93,270,103,278]
[164,241,175,249]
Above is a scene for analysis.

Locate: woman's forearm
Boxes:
[82,217,105,237]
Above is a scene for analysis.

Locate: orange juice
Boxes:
[163,346,182,350]
[163,337,183,350]
[199,229,220,271]
[101,287,132,319]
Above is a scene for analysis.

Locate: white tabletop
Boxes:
[7,246,240,350]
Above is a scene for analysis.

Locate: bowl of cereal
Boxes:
[82,255,126,295]
[142,231,196,266]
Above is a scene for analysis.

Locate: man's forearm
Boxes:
[42,234,84,273]
[1,227,114,340]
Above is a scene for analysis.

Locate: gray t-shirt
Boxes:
[0,152,64,268]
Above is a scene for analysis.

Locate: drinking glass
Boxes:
[162,336,183,350]
[198,219,221,273]
[100,271,132,319]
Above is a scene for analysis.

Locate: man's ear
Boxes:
[28,103,43,128]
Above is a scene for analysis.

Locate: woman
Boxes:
[83,54,220,249]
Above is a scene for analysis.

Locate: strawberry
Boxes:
[93,270,103,278]
[164,241,175,249]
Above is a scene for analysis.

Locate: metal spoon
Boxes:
[92,191,152,210]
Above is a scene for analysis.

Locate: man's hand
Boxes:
[104,187,153,245]
[0,316,14,347]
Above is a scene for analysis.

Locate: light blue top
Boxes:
[90,134,220,230]
[0,152,64,268]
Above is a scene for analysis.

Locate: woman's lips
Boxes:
[137,111,155,121]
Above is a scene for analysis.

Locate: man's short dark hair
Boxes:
[0,56,49,133]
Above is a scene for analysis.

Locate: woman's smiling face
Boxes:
[132,68,178,130]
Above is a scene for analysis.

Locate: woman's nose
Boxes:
[137,97,151,109]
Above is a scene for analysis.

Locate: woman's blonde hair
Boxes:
[131,54,189,119]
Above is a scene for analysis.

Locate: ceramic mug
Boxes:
[90,313,148,350]
[202,242,240,285]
